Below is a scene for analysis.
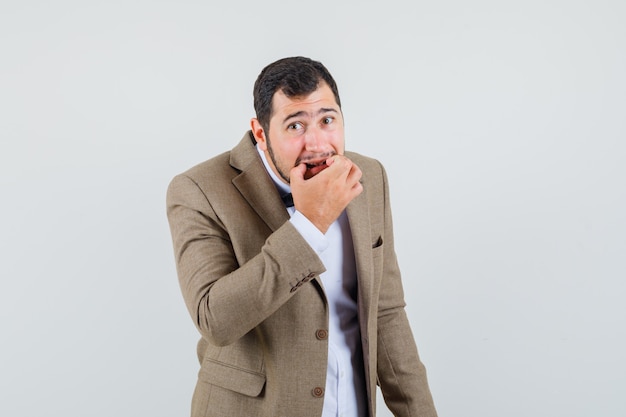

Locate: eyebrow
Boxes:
[282,107,339,124]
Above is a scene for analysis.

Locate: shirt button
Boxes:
[315,329,328,340]
[312,387,325,398]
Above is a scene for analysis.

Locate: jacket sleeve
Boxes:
[166,173,326,346]
[374,163,438,417]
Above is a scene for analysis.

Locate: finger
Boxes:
[327,155,352,176]
[352,181,364,195]
[337,157,358,181]
[290,163,307,185]
[348,163,362,183]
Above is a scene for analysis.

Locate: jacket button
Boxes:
[312,387,324,398]
[315,329,328,340]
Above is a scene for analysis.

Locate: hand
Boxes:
[289,155,363,233]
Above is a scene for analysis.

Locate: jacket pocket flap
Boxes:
[199,359,266,397]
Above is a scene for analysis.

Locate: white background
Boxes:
[1,1,624,416]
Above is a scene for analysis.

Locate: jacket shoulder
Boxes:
[171,132,256,187]
[176,151,234,185]
[345,150,387,182]
[346,150,383,168]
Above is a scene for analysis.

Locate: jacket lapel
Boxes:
[346,187,373,335]
[230,132,290,232]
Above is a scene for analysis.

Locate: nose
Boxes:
[304,128,324,152]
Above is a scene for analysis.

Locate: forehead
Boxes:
[270,83,339,119]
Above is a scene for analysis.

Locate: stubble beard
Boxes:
[265,135,291,184]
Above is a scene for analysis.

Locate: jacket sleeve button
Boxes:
[312,387,325,398]
[315,329,328,340]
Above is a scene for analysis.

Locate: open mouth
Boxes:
[303,159,329,179]
[305,160,327,169]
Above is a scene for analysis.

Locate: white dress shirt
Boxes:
[257,146,368,417]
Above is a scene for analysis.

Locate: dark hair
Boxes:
[253,56,341,132]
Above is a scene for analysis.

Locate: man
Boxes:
[166,56,437,417]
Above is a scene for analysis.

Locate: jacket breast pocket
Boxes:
[371,235,384,281]
[199,358,266,397]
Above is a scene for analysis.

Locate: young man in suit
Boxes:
[166,56,437,417]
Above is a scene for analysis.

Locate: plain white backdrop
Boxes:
[1,1,624,416]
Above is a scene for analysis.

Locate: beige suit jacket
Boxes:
[166,132,437,417]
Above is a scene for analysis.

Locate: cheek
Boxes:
[277,143,304,167]
[329,133,345,152]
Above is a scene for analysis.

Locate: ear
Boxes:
[250,118,268,151]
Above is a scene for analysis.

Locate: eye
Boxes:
[322,117,333,125]
[287,122,304,131]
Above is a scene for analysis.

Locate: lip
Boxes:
[305,159,327,169]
